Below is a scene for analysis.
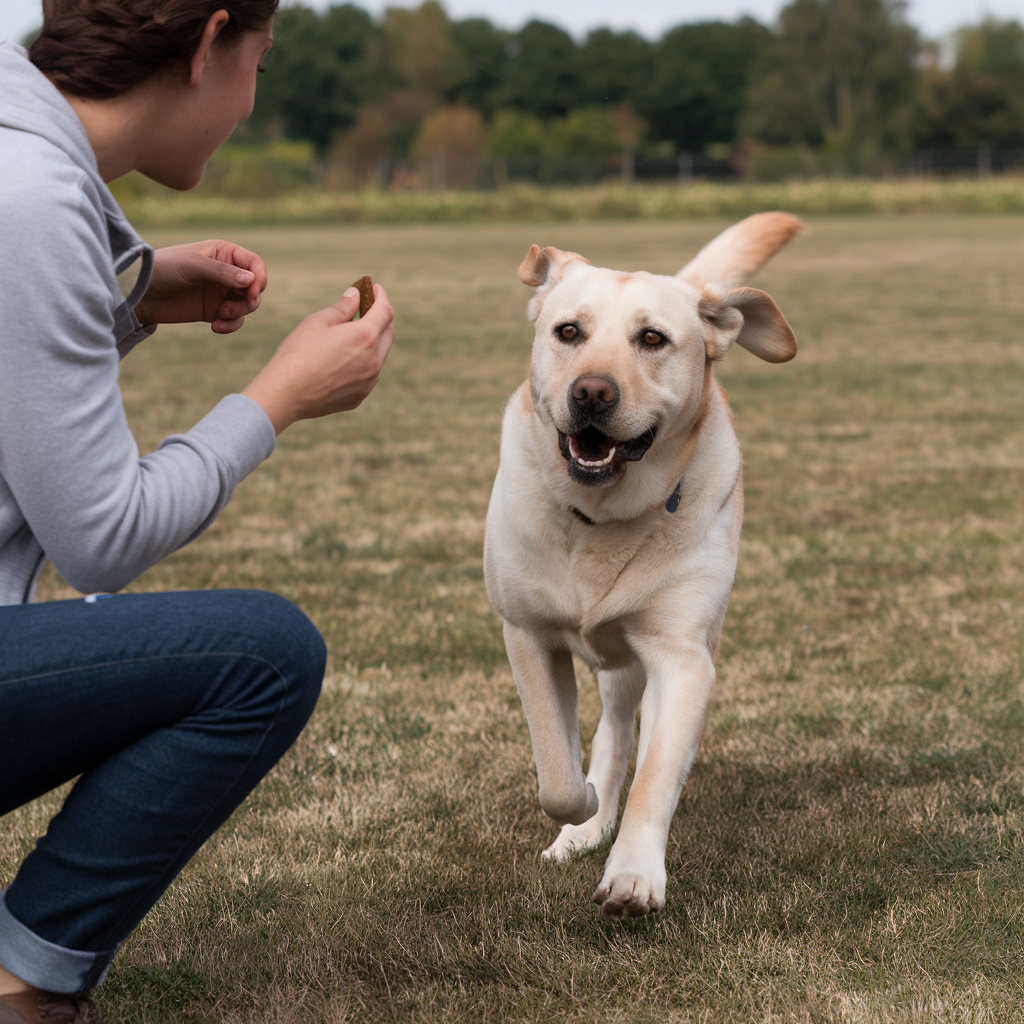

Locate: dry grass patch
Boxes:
[7,216,1024,1021]
[113,177,1024,228]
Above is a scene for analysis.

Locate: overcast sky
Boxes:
[0,0,1016,47]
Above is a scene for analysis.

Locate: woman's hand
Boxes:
[134,239,268,333]
[242,284,396,435]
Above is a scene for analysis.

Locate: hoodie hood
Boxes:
[0,40,150,275]
[0,41,98,178]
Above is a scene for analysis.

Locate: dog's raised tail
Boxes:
[676,212,803,289]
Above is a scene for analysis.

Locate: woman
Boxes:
[0,2,395,1021]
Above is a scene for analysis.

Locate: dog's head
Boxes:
[519,212,801,489]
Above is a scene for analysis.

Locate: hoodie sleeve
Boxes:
[0,149,276,595]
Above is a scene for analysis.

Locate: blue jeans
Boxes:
[0,590,325,994]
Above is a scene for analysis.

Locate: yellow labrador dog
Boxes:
[484,213,801,917]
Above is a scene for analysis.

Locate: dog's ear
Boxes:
[678,212,802,289]
[519,244,589,287]
[519,245,590,321]
[699,286,797,363]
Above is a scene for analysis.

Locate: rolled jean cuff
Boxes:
[0,891,115,994]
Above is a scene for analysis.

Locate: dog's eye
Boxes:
[558,324,578,341]
[642,330,665,346]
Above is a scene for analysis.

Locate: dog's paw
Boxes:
[592,864,666,918]
[542,819,611,862]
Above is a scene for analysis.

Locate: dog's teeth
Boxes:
[568,434,618,471]
[575,446,617,469]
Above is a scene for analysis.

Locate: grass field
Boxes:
[111,176,1024,228]
[5,216,1024,1022]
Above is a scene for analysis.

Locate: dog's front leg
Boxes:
[543,662,646,861]
[592,643,715,917]
[503,621,598,826]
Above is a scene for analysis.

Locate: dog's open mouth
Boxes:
[557,426,657,487]
[569,429,618,469]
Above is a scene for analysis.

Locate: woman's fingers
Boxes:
[378,323,396,363]
[212,315,246,334]
[349,285,395,361]
[138,241,270,329]
[217,291,261,322]
[323,287,364,325]
[214,242,267,288]
[198,241,268,307]
[243,254,267,306]
[228,248,266,307]
[215,278,373,340]
[360,284,393,333]
[176,253,259,326]
[240,281,397,433]
[324,284,392,330]
[187,252,255,291]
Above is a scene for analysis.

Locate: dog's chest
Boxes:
[557,620,634,670]
[499,523,674,665]
[527,554,645,670]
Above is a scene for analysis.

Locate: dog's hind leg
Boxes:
[504,621,599,826]
[543,662,645,862]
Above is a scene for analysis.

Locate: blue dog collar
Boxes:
[570,478,683,525]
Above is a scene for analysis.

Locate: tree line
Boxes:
[239,0,1024,175]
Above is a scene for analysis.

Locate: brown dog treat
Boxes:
[350,276,374,318]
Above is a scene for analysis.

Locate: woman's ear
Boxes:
[698,286,797,363]
[189,9,232,86]
[518,245,590,321]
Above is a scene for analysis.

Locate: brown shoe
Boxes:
[0,991,99,1024]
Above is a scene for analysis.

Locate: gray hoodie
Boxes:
[0,42,276,605]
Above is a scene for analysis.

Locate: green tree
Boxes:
[413,105,485,159]
[332,93,433,162]
[445,18,512,114]
[917,19,1024,148]
[486,110,545,157]
[372,1,453,99]
[497,21,583,118]
[742,0,919,156]
[637,20,769,152]
[577,29,652,107]
[245,3,375,152]
[544,107,620,157]
[958,17,1024,74]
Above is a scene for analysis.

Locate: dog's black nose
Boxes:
[571,375,619,412]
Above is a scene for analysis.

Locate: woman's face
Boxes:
[137,21,274,190]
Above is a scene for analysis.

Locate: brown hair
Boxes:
[29,0,279,99]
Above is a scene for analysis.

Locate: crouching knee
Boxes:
[217,589,326,736]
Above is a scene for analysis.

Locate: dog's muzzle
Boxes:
[557,423,657,487]
[557,375,657,486]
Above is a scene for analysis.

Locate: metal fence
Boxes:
[323,148,1024,191]
[898,148,1024,176]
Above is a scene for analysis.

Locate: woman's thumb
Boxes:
[326,287,361,323]
[193,253,255,288]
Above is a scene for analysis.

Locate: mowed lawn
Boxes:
[6,216,1024,1022]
